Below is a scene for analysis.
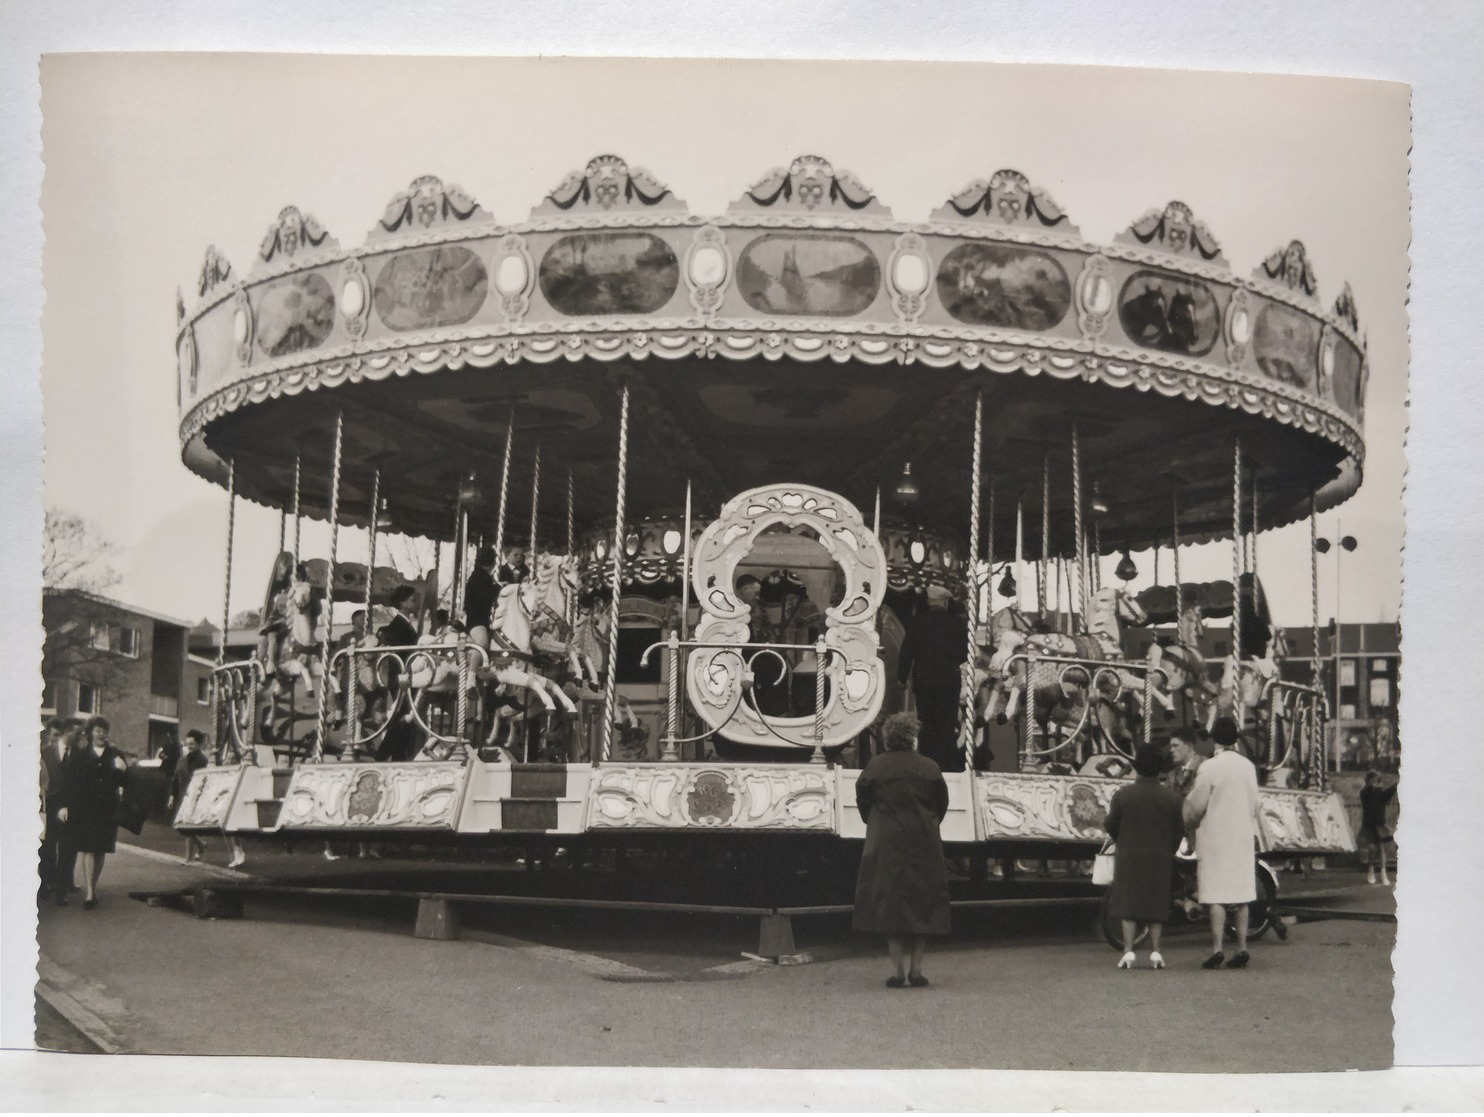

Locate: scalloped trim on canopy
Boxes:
[532,154,684,216]
[257,206,336,266]
[1257,239,1319,298]
[732,155,889,216]
[1117,201,1226,265]
[198,245,233,297]
[931,169,1079,235]
[370,175,492,239]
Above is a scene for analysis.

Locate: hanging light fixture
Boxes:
[456,471,481,505]
[375,498,394,532]
[1115,550,1139,583]
[996,565,1017,598]
[893,462,920,506]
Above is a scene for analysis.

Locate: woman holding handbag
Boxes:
[52,716,130,910]
[1102,743,1185,970]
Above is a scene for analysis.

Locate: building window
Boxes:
[91,622,111,651]
[117,625,141,658]
[1371,658,1389,672]
[41,680,58,714]
[76,683,99,715]
[1340,660,1357,686]
[1369,677,1393,709]
[1339,703,1357,721]
[197,677,211,704]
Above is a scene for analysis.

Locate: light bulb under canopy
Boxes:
[1115,551,1138,583]
[893,462,920,506]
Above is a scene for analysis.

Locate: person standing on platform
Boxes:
[896,585,970,772]
[52,716,129,910]
[168,730,211,864]
[1103,743,1186,970]
[852,712,951,988]
[1183,715,1262,969]
[463,544,499,649]
[375,586,423,762]
[1358,769,1398,886]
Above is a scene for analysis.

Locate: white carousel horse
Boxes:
[484,580,581,717]
[1145,603,1220,729]
[983,589,1174,725]
[1219,625,1286,730]
[258,552,323,696]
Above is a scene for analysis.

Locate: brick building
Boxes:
[41,589,214,758]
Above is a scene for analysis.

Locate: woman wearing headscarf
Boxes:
[1103,743,1186,970]
[852,712,951,988]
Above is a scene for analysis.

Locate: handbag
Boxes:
[115,789,149,835]
[1092,840,1116,886]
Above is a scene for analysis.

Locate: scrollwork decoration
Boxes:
[1224,287,1254,368]
[492,233,535,320]
[1259,239,1319,297]
[198,245,233,297]
[377,175,488,235]
[1074,253,1114,341]
[685,225,731,317]
[739,155,882,214]
[939,169,1073,231]
[339,257,370,340]
[544,154,676,212]
[259,205,335,264]
[885,232,932,323]
[1121,201,1225,264]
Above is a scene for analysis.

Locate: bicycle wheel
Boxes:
[1098,890,1149,950]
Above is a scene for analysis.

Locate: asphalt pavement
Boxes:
[34,822,1396,1072]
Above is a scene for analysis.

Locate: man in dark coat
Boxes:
[39,718,72,903]
[852,712,951,988]
[897,584,970,773]
[375,587,422,762]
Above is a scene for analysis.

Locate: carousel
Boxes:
[171,155,1360,869]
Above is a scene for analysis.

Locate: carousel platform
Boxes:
[172,760,1354,857]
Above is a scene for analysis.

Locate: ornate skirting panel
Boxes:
[587,764,835,830]
[173,765,247,830]
[974,773,1117,843]
[278,763,468,830]
[1258,788,1355,854]
[973,772,1357,853]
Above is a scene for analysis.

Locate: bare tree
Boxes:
[383,535,454,609]
[43,507,122,591]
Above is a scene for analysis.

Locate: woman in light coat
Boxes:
[1183,716,1262,969]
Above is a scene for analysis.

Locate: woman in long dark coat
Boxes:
[852,712,951,988]
[53,716,129,910]
[1103,742,1185,969]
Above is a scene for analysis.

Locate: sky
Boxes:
[39,55,1409,631]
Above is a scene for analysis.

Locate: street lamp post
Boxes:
[1315,523,1358,772]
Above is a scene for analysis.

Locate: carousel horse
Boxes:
[983,588,1174,726]
[258,552,323,697]
[478,578,583,748]
[1145,602,1220,730]
[1218,625,1287,760]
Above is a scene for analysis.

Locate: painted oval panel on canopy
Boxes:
[1117,269,1221,357]
[373,246,489,331]
[539,232,679,316]
[736,234,881,317]
[255,272,336,359]
[1252,301,1321,391]
[935,243,1072,331]
[1330,337,1365,418]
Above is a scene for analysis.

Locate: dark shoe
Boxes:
[908,974,930,988]
[1201,951,1225,969]
[1225,950,1250,969]
[885,976,906,989]
[82,898,97,911]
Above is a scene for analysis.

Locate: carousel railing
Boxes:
[210,659,264,765]
[640,635,837,764]
[1004,651,1169,771]
[1264,680,1329,791]
[329,640,488,762]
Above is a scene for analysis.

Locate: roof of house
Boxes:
[43,587,195,630]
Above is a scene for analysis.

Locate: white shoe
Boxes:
[1150,952,1166,970]
[323,848,341,861]
[1367,871,1377,885]
[1117,951,1136,970]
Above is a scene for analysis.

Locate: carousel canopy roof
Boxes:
[176,155,1369,555]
